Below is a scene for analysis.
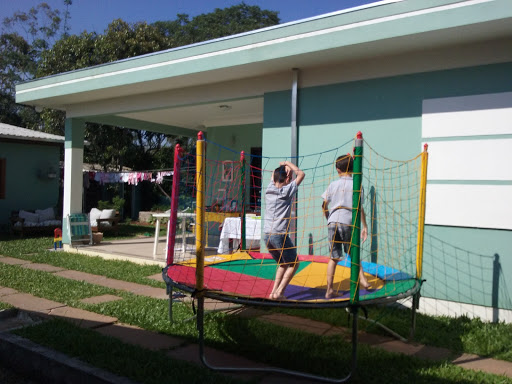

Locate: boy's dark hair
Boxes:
[335,154,353,173]
[274,165,288,183]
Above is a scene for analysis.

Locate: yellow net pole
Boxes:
[196,132,206,292]
[415,144,428,280]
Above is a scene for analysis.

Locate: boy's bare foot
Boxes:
[273,294,287,300]
[325,290,340,299]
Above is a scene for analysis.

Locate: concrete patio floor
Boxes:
[63,235,209,267]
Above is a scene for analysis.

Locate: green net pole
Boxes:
[350,132,364,304]
[240,151,246,251]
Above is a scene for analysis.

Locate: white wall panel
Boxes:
[423,92,512,138]
[423,139,512,181]
[425,184,512,230]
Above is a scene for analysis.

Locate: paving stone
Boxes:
[129,286,168,299]
[0,287,18,297]
[231,306,268,318]
[453,354,512,377]
[259,313,339,336]
[168,343,268,368]
[203,299,241,312]
[48,306,117,329]
[21,263,66,273]
[54,270,158,296]
[53,270,107,284]
[146,273,163,281]
[166,343,268,382]
[80,295,123,305]
[96,323,183,350]
[0,293,63,314]
[0,257,31,265]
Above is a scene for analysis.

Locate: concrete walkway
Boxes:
[1,255,511,383]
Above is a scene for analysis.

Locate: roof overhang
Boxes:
[15,0,512,132]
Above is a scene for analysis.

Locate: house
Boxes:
[15,0,512,322]
[0,123,64,232]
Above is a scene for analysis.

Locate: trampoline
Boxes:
[162,131,428,382]
[163,251,420,308]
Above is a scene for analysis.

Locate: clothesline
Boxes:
[83,170,173,186]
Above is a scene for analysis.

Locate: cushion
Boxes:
[89,208,102,227]
[98,208,116,228]
[100,209,116,219]
[19,210,39,223]
[40,220,62,227]
[36,207,55,221]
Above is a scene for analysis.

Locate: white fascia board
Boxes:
[16,0,511,105]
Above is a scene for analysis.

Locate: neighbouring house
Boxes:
[14,0,512,322]
[0,123,64,232]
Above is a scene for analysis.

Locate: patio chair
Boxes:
[67,213,92,246]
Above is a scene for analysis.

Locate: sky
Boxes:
[1,0,381,37]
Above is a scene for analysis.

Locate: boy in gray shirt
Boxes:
[322,154,369,299]
[264,161,305,300]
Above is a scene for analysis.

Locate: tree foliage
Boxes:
[153,3,279,45]
[1,1,69,128]
[2,2,280,172]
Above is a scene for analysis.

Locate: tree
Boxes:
[183,3,279,43]
[0,33,37,126]
[1,1,71,128]
[36,4,280,172]
[152,3,279,46]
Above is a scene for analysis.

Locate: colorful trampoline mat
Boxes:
[166,251,417,302]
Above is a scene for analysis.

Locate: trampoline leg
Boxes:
[197,296,206,357]
[350,306,358,376]
[410,292,420,341]
[167,284,173,323]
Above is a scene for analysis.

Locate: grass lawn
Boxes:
[1,229,511,384]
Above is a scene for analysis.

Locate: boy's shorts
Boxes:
[264,233,298,264]
[328,223,351,260]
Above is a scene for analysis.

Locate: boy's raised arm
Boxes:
[280,161,305,186]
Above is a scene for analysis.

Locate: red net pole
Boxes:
[166,144,182,265]
[240,151,246,250]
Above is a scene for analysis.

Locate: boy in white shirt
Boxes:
[322,154,369,299]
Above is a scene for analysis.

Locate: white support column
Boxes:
[62,118,85,244]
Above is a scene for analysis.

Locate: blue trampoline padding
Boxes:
[338,256,412,281]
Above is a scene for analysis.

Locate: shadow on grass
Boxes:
[208,314,497,384]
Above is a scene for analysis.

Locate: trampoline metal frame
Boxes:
[161,131,428,382]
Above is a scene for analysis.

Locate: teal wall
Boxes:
[423,225,511,311]
[206,123,262,208]
[0,141,61,230]
[262,62,512,310]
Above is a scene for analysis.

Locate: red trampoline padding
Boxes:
[166,264,273,298]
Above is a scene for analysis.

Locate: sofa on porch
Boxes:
[10,207,62,237]
[89,208,120,235]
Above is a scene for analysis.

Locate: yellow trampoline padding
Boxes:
[181,251,253,267]
[291,262,384,292]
